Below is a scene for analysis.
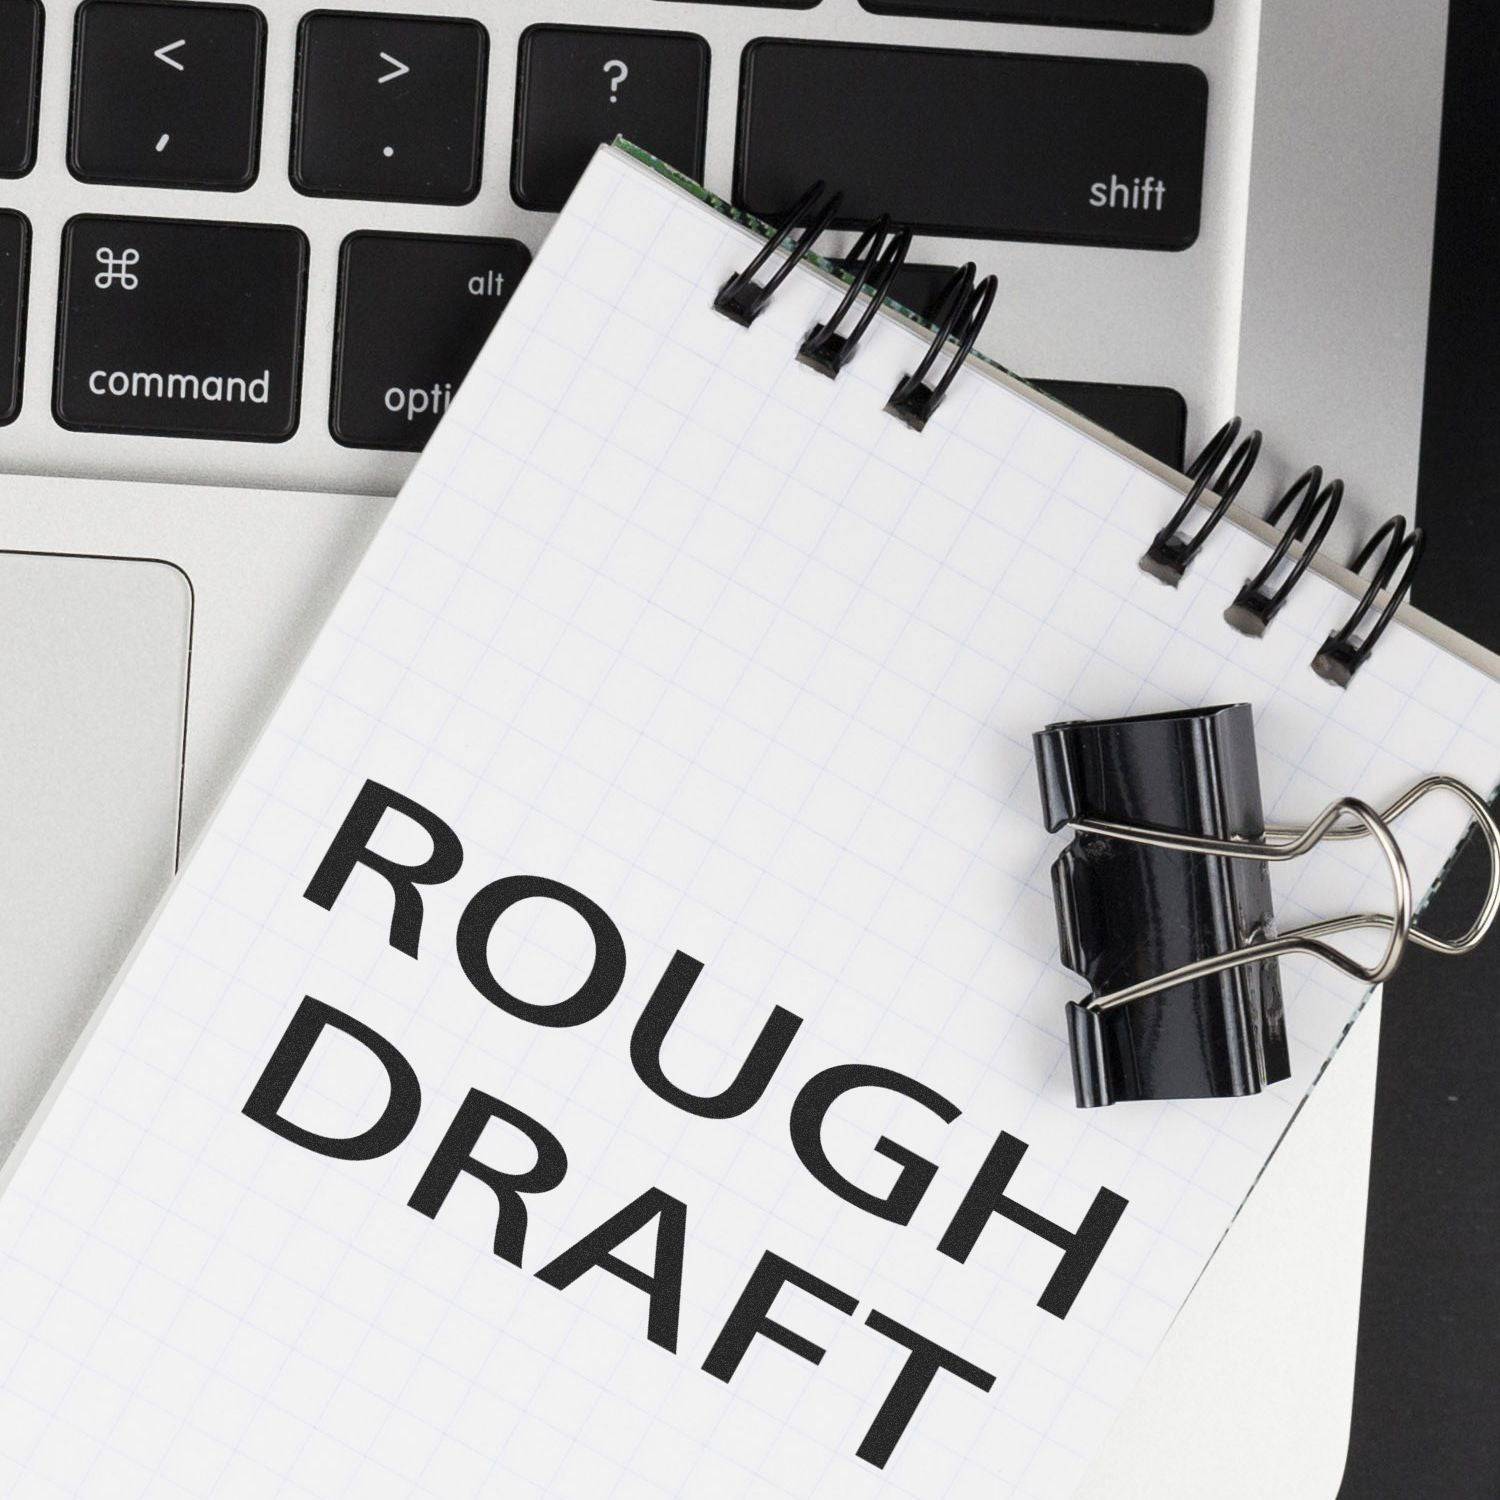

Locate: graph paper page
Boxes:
[3,145,1499,1500]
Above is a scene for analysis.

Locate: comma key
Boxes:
[55,216,308,440]
[330,231,530,451]
[68,0,266,189]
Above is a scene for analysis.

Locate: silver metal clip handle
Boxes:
[1068,776,1500,1014]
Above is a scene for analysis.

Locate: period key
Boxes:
[292,12,488,204]
[330,231,530,450]
[55,216,308,440]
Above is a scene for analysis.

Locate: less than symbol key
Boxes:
[69,2,266,189]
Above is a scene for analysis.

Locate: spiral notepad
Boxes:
[3,141,1499,1500]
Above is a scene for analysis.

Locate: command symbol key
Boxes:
[56,215,308,441]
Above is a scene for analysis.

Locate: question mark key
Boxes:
[513,26,710,213]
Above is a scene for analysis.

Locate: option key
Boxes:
[331,231,530,451]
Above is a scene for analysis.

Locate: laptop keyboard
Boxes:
[2,0,1230,486]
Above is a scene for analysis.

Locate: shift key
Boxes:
[55,216,308,440]
[736,42,1207,250]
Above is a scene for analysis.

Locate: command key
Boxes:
[55,215,308,441]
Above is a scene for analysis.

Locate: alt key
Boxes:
[331,231,530,451]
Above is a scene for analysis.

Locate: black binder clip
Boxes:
[1034,705,1500,1107]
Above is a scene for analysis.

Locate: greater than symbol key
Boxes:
[377,52,409,84]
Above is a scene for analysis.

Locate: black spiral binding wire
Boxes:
[1312,516,1425,687]
[714,186,1422,686]
[1139,414,1426,685]
[885,264,998,432]
[715,182,842,328]
[1224,466,1343,636]
[1140,418,1263,585]
[714,188,995,430]
[798,216,912,378]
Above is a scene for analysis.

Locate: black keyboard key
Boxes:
[292,12,487,204]
[833,261,961,322]
[857,0,1211,34]
[69,1,266,190]
[839,260,1188,466]
[0,0,43,177]
[737,42,1206,249]
[0,211,29,424]
[55,216,308,440]
[1030,379,1186,468]
[332,231,530,451]
[513,26,709,212]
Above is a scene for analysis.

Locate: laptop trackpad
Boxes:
[0,551,192,1158]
